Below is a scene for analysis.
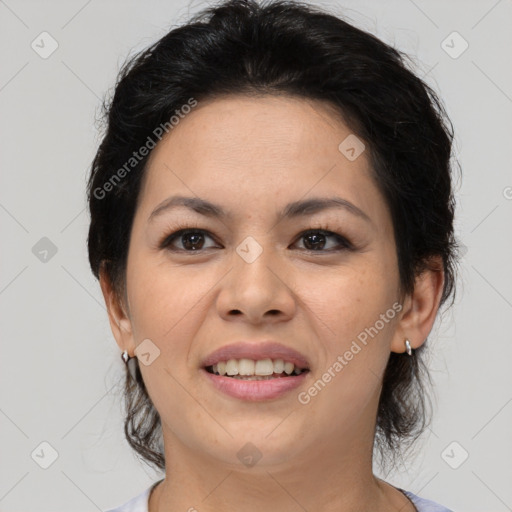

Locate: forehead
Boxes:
[150,94,354,170]
[138,94,389,227]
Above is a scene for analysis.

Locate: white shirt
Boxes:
[105,481,454,512]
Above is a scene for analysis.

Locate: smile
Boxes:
[201,362,310,402]
[205,357,309,378]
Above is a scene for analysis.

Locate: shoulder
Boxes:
[401,489,455,512]
[104,483,454,512]
[104,485,151,512]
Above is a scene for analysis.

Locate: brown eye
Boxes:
[159,227,352,254]
[160,229,218,251]
[294,229,352,252]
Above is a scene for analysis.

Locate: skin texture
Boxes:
[100,95,444,512]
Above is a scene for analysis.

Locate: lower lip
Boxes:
[201,368,309,401]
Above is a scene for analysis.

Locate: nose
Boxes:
[216,242,296,325]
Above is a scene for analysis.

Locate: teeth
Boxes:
[255,359,274,376]
[217,361,226,376]
[273,359,284,373]
[210,358,306,377]
[284,361,294,375]
[238,358,255,375]
[231,375,283,381]
[225,359,238,376]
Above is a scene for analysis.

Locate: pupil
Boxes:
[183,232,204,250]
[304,233,325,250]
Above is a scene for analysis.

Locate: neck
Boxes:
[148,419,416,512]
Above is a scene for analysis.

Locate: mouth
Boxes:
[200,341,311,401]
[201,355,310,401]
[204,358,310,380]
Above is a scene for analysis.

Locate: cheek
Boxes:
[307,258,399,384]
[300,270,398,428]
[126,250,211,341]
[312,258,392,328]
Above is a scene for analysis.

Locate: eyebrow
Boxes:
[148,195,372,225]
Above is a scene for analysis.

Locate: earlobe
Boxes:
[391,256,445,354]
[98,263,134,355]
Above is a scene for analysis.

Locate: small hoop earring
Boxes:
[121,350,138,380]
[405,339,413,356]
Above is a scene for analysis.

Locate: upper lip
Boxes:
[201,341,310,370]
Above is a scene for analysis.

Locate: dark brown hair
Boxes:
[87,0,461,473]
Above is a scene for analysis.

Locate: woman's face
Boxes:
[110,95,410,470]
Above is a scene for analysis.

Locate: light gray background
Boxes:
[1,0,511,511]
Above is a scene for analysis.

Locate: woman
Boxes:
[87,1,460,510]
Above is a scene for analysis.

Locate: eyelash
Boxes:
[157,222,354,254]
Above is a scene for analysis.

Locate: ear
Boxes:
[391,255,445,354]
[99,262,135,357]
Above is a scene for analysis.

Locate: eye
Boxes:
[159,228,219,252]
[158,226,353,253]
[293,229,353,252]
